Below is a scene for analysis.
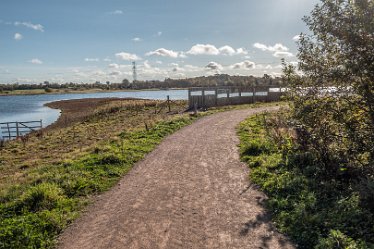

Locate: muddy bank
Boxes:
[44,97,141,130]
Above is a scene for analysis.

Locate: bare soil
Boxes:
[58,106,294,249]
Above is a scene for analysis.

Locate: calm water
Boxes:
[0,90,188,127]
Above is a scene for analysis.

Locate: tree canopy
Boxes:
[284,0,374,177]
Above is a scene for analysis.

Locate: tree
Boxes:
[284,0,374,178]
[121,78,130,88]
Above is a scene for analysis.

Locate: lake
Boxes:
[0,89,188,127]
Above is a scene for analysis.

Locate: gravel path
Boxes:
[58,106,294,249]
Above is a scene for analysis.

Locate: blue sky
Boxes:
[0,0,319,83]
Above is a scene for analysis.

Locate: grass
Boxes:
[0,113,195,248]
[0,99,281,248]
[237,113,373,249]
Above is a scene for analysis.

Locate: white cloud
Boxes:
[29,58,43,64]
[265,65,273,69]
[132,37,142,42]
[292,35,301,42]
[231,60,256,70]
[253,42,293,58]
[218,45,236,56]
[108,63,120,69]
[179,52,187,58]
[108,71,122,76]
[187,44,220,55]
[205,61,223,71]
[146,48,179,58]
[253,43,289,52]
[218,46,248,56]
[115,52,142,61]
[84,58,100,62]
[187,44,248,56]
[108,10,123,15]
[143,60,152,69]
[184,64,200,71]
[273,51,293,58]
[92,70,106,77]
[156,31,162,36]
[236,48,248,55]
[103,57,112,62]
[155,60,163,64]
[14,21,44,32]
[257,64,273,70]
[14,33,23,41]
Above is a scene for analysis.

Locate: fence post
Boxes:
[252,86,256,103]
[238,88,242,104]
[202,89,205,109]
[188,89,192,109]
[167,95,171,112]
[215,88,218,106]
[16,122,20,138]
[40,119,43,128]
[7,123,11,139]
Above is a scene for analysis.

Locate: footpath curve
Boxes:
[58,106,294,249]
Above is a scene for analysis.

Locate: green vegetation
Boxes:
[0,74,282,95]
[0,114,195,248]
[0,99,194,248]
[283,0,373,181]
[244,1,373,247]
[238,113,373,249]
[0,97,279,248]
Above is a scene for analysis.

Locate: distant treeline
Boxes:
[0,74,283,92]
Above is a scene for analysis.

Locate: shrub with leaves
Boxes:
[283,0,373,197]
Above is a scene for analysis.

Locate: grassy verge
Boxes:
[0,100,281,248]
[237,113,373,249]
[0,115,195,248]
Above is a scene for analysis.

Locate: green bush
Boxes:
[238,114,374,249]
[316,230,367,249]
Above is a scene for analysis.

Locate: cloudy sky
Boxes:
[0,0,319,84]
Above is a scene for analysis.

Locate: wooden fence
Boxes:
[0,120,43,140]
[188,86,285,109]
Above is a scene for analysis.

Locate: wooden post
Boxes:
[167,95,171,112]
[202,89,205,109]
[16,122,20,138]
[252,86,256,103]
[188,89,192,108]
[239,88,242,104]
[40,119,43,128]
[215,88,218,106]
[7,123,11,139]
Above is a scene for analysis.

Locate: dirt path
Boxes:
[58,106,294,249]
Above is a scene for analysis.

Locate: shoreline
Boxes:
[44,97,147,130]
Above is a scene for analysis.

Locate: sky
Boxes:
[0,0,320,84]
